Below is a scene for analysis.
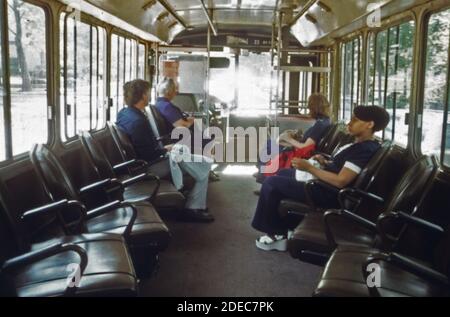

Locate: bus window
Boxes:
[210,53,235,111]
[368,21,415,146]
[124,38,136,83]
[340,37,361,122]
[391,22,414,146]
[61,15,106,141]
[75,22,92,134]
[8,0,47,155]
[446,81,450,166]
[236,52,271,116]
[111,35,137,121]
[138,43,145,79]
[97,27,106,129]
[422,9,450,165]
[111,34,124,122]
[0,10,4,160]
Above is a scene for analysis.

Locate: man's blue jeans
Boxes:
[178,157,211,210]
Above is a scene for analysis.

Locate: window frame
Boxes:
[137,41,146,80]
[366,18,416,147]
[0,0,12,160]
[61,12,106,142]
[0,0,51,162]
[109,32,138,120]
[420,7,450,167]
[340,36,362,122]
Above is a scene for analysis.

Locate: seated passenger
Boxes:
[256,93,331,181]
[251,106,390,251]
[116,79,214,223]
[117,80,171,179]
[156,77,214,154]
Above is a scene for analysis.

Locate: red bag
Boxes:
[262,144,316,177]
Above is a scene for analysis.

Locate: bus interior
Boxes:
[0,0,450,298]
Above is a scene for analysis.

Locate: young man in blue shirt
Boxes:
[251,106,390,251]
[116,79,214,223]
[117,81,170,164]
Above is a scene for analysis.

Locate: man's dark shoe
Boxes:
[181,209,215,223]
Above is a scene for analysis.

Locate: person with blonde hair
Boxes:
[278,92,331,149]
[255,93,332,185]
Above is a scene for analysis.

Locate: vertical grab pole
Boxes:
[205,21,211,131]
[276,10,283,125]
[0,0,12,159]
[155,42,160,101]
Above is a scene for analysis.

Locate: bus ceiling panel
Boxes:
[171,26,301,49]
[163,0,285,42]
[62,0,165,41]
[174,8,276,28]
[168,0,279,11]
[75,0,286,43]
[290,0,380,47]
[290,0,432,47]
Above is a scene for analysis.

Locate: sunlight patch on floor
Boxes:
[221,165,258,176]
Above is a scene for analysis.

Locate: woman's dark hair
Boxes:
[123,79,151,107]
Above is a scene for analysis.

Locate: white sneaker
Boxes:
[288,230,294,239]
[255,235,287,252]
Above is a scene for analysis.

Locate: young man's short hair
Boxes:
[124,79,151,107]
[353,106,390,132]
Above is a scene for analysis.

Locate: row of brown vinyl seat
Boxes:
[281,129,450,296]
[0,124,186,297]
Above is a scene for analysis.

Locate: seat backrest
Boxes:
[79,131,116,180]
[107,122,137,162]
[30,144,80,202]
[320,126,354,156]
[384,156,438,216]
[0,203,20,296]
[340,141,393,212]
[32,144,114,209]
[0,204,22,263]
[148,105,171,139]
[0,159,57,254]
[433,226,450,280]
[0,271,17,297]
[383,186,450,285]
[353,141,392,190]
[92,127,127,167]
[375,156,439,251]
[315,124,337,153]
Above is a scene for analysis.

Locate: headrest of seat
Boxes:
[148,105,171,137]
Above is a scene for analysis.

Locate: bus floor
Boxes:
[140,164,323,297]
